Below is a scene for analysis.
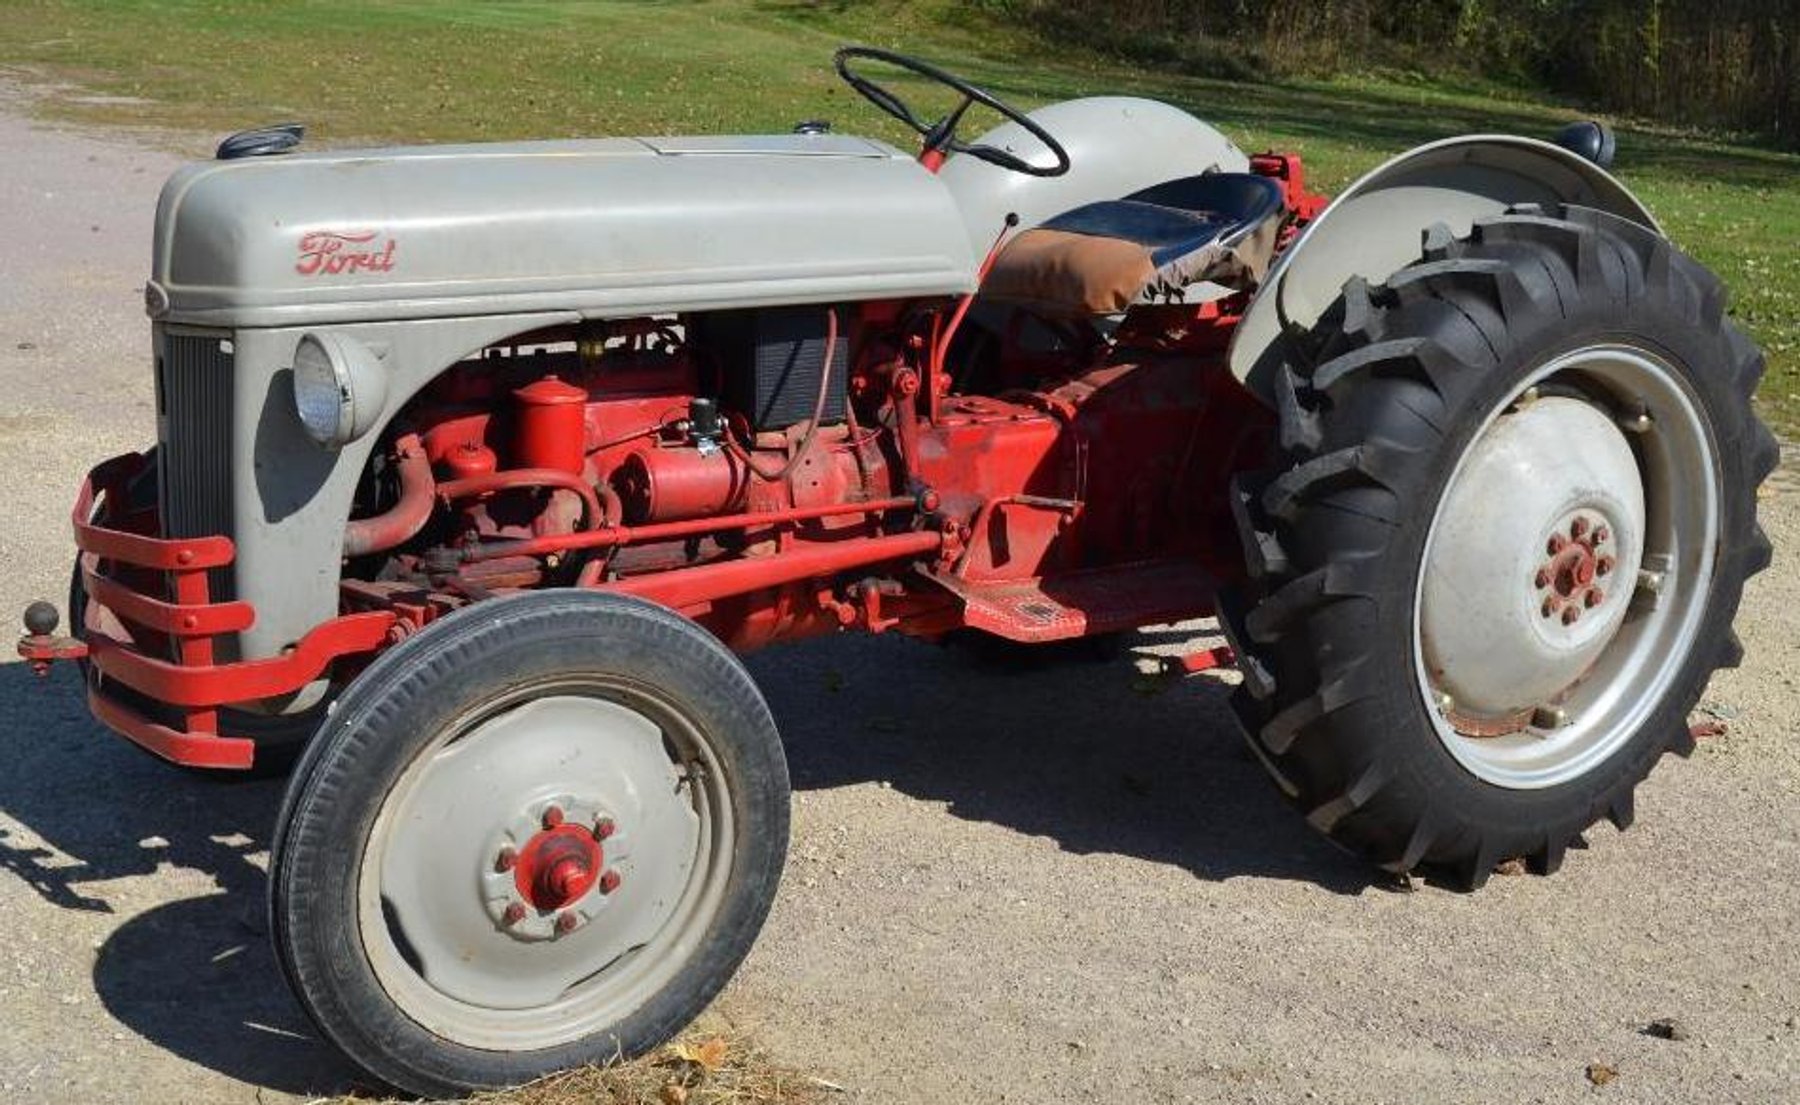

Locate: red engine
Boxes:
[342,260,1279,655]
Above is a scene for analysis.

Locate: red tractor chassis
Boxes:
[21,155,1326,770]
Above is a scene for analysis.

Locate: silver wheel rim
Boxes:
[357,679,734,1050]
[1414,344,1720,789]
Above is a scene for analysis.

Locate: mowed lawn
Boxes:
[3,0,1796,438]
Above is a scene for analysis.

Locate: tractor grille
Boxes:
[155,328,236,597]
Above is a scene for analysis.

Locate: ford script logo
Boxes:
[296,229,397,277]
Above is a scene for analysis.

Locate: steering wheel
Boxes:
[834,46,1071,178]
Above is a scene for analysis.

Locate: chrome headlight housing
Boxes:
[292,332,386,448]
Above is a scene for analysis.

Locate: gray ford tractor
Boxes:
[17,47,1772,1096]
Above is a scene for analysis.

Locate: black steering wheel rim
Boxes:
[833,46,1071,178]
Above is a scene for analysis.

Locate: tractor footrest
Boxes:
[929,561,1215,643]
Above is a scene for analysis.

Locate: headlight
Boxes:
[292,332,386,448]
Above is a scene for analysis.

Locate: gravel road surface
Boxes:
[1,83,1795,1105]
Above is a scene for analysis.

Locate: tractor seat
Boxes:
[982,172,1286,315]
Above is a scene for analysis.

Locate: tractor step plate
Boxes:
[928,561,1215,643]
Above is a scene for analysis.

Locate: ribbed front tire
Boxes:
[270,591,790,1096]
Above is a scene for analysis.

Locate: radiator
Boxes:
[155,328,236,597]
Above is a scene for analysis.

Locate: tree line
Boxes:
[978,0,1800,146]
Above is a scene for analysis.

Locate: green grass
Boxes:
[3,0,1796,433]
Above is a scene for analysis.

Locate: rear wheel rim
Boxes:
[357,676,735,1050]
[1414,344,1720,789]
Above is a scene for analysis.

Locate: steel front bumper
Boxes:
[17,452,393,769]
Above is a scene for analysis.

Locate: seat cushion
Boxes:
[982,172,1286,315]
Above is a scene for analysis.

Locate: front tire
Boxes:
[1225,204,1775,888]
[269,591,790,1096]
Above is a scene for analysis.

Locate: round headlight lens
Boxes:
[292,334,348,446]
[291,332,386,448]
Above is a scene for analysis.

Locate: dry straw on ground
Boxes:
[317,1029,833,1105]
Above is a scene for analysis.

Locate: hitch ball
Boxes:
[23,600,58,637]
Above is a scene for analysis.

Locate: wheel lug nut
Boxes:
[1561,605,1581,625]
[501,902,526,927]
[1570,517,1588,540]
[542,805,564,829]
[1541,597,1560,619]
[1593,524,1609,544]
[1547,534,1567,555]
[555,911,579,935]
[495,846,517,873]
[1596,556,1614,577]
[599,870,622,895]
[593,817,616,840]
[1534,568,1552,588]
[1585,589,1604,608]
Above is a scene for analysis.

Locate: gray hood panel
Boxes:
[151,135,977,326]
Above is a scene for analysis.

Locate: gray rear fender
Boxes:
[1228,135,1663,403]
[939,96,1251,251]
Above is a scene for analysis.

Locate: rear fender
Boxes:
[938,96,1250,253]
[1228,135,1661,403]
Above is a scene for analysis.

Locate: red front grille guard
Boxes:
[19,452,394,769]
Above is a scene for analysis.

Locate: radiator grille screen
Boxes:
[156,329,235,597]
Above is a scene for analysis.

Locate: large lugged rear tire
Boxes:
[269,591,790,1096]
[1224,204,1775,889]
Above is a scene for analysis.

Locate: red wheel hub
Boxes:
[1534,514,1614,624]
[511,823,604,911]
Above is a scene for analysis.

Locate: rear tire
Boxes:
[269,591,790,1096]
[1224,204,1774,888]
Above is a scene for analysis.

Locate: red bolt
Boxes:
[1570,517,1589,540]
[554,911,579,935]
[1547,534,1568,555]
[1585,589,1604,608]
[599,869,622,895]
[543,857,589,903]
[176,549,194,566]
[542,805,564,829]
[593,817,616,840]
[1561,605,1581,626]
[1534,568,1552,589]
[1596,556,1614,577]
[501,902,526,926]
[495,846,517,872]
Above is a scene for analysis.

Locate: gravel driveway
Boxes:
[1,84,1795,1105]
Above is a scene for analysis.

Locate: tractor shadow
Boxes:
[750,622,1373,894]
[0,661,362,1098]
[0,620,1364,1100]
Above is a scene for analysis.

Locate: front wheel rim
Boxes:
[357,677,736,1050]
[1414,344,1720,790]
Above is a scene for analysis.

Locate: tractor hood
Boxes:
[147,133,980,327]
